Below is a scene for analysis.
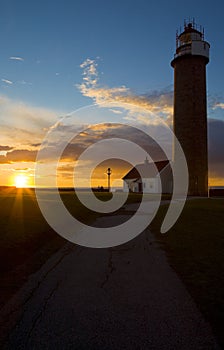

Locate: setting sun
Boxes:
[15,174,28,188]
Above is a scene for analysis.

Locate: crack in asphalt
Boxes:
[25,280,60,347]
[100,249,116,289]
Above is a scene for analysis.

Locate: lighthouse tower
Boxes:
[171,21,210,196]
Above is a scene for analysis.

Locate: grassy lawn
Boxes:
[0,188,64,306]
[150,198,224,348]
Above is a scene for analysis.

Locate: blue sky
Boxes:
[0,0,224,186]
[0,0,223,111]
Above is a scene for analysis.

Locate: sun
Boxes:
[15,174,28,188]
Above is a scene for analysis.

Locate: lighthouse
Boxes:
[171,20,210,196]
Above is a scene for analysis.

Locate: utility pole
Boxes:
[107,167,112,192]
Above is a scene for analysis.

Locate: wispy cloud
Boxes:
[18,80,32,85]
[0,95,59,148]
[109,108,123,114]
[77,58,173,123]
[78,58,99,94]
[2,78,13,85]
[0,149,37,164]
[0,145,13,151]
[14,167,32,172]
[9,56,24,61]
[213,102,224,109]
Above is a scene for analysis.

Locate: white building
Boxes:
[122,159,173,194]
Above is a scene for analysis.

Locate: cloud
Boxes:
[0,156,10,164]
[0,149,37,163]
[213,103,224,109]
[57,164,75,173]
[207,93,224,111]
[77,58,173,123]
[109,109,123,114]
[0,145,13,151]
[52,123,170,166]
[80,58,98,76]
[9,56,24,61]
[18,80,32,85]
[0,95,59,148]
[2,79,13,85]
[14,167,31,171]
[78,58,99,94]
[31,143,41,148]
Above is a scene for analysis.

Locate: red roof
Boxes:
[122,160,170,180]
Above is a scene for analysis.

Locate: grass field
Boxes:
[0,188,64,307]
[150,198,224,348]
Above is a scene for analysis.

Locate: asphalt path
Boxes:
[0,207,220,349]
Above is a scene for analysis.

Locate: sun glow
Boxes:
[15,174,28,188]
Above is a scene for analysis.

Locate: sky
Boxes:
[0,0,224,187]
